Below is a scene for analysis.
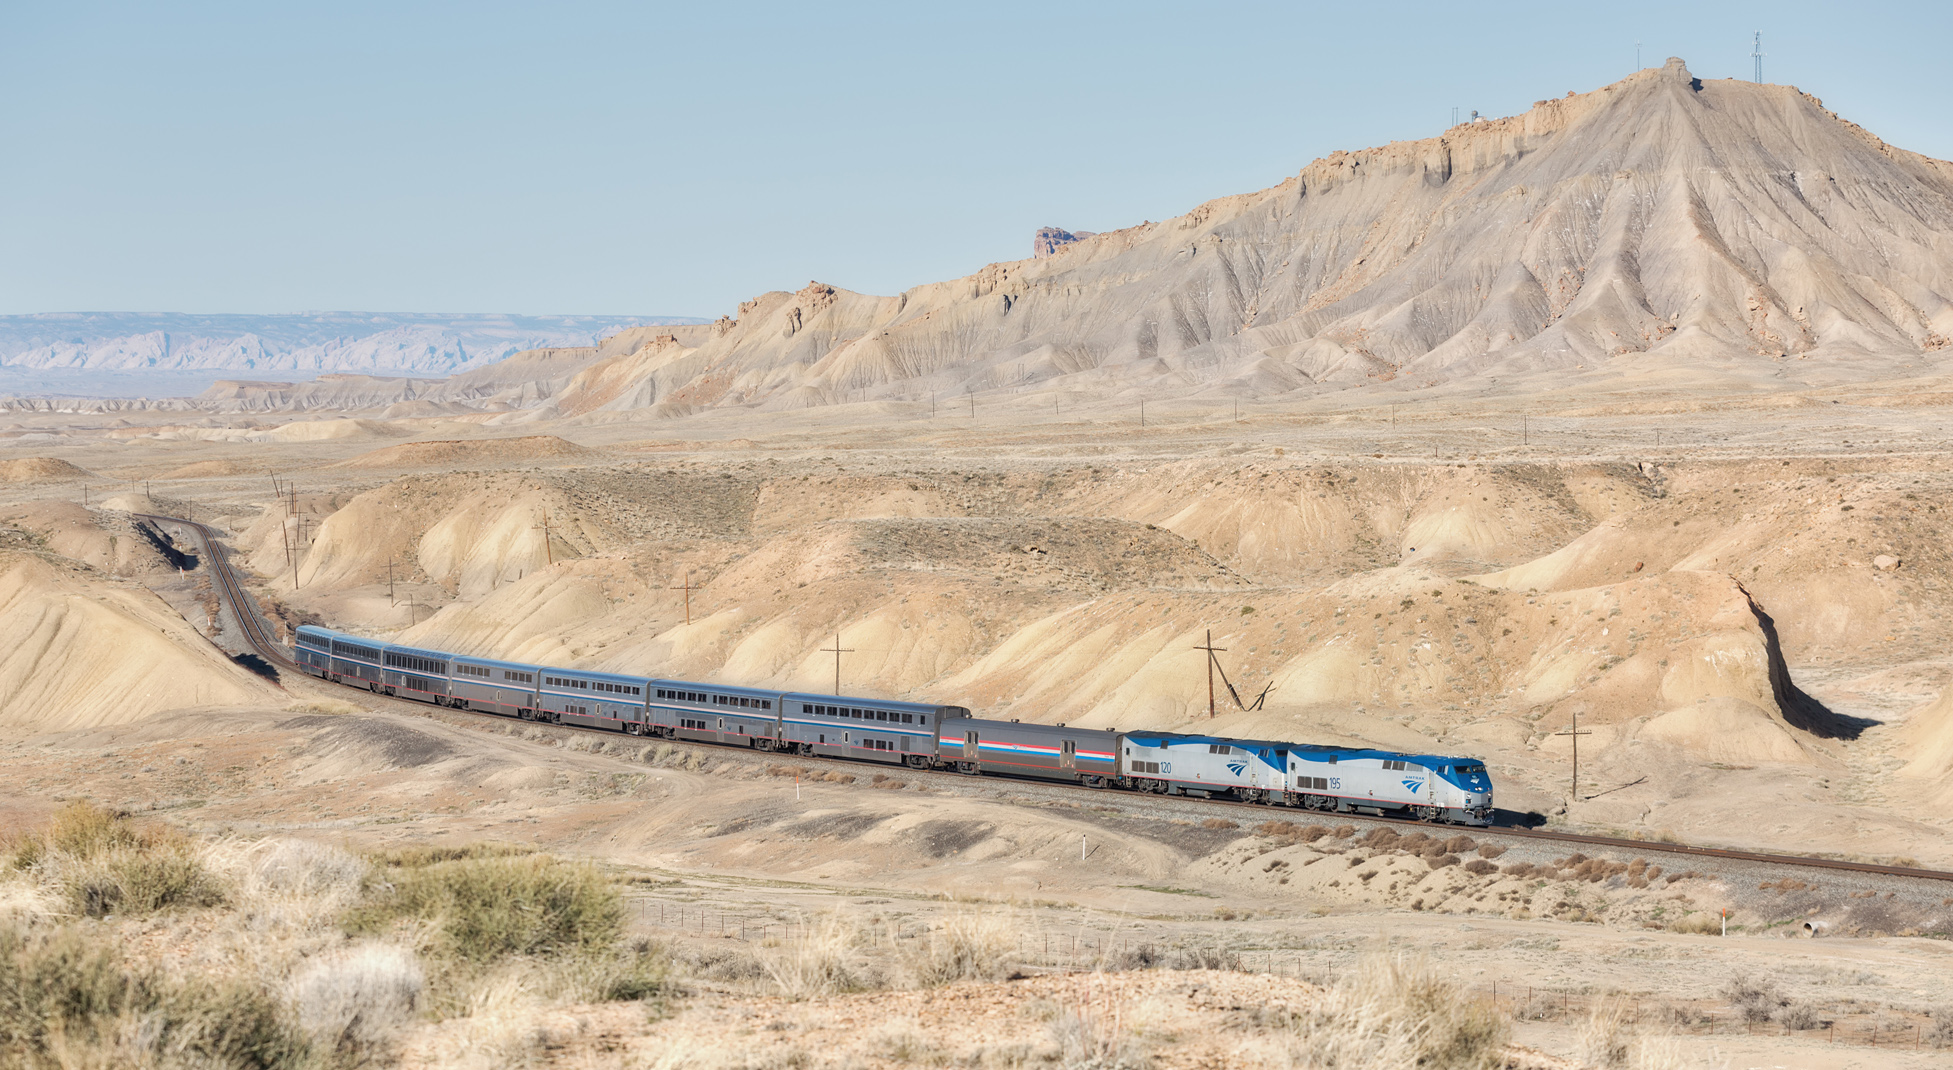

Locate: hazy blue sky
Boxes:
[3,1,1947,318]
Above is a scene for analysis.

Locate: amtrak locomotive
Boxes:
[295,625,1494,825]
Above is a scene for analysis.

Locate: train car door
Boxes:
[963,731,979,760]
[1060,740,1076,770]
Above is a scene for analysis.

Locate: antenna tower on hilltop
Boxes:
[1752,31,1765,83]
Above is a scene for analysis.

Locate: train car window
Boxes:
[763,700,771,709]
[920,716,927,726]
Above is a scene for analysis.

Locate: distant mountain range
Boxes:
[0,312,704,393]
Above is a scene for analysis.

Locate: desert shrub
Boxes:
[1331,825,1355,839]
[290,942,423,1062]
[1928,1007,1953,1048]
[0,920,308,1069]
[554,937,673,1004]
[1476,842,1506,859]
[759,913,863,998]
[1723,973,1779,1023]
[1462,859,1498,876]
[1778,1002,1820,1030]
[1425,854,1461,870]
[64,846,224,918]
[1201,818,1239,830]
[1171,946,1241,971]
[347,852,622,965]
[1442,836,1478,855]
[15,803,226,918]
[1285,952,1507,1070]
[684,946,767,984]
[1110,944,1162,970]
[901,911,1016,987]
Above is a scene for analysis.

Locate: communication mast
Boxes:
[1752,32,1765,83]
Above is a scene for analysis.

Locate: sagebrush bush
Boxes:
[347,851,622,965]
[12,802,224,918]
[0,919,309,1069]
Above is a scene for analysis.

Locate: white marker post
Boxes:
[1081,834,1087,861]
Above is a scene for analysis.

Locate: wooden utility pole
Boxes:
[820,631,853,695]
[670,570,699,625]
[1555,709,1592,799]
[1194,630,1227,718]
[388,557,396,606]
[1140,400,1146,428]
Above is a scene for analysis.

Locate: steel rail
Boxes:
[145,512,1953,886]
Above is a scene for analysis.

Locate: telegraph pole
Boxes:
[1555,709,1593,800]
[1194,630,1227,719]
[820,631,853,695]
[388,557,396,606]
[670,570,699,625]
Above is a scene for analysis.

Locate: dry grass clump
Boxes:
[289,942,423,1065]
[1666,912,1722,935]
[1279,952,1507,1070]
[759,912,865,998]
[901,910,1018,987]
[1049,992,1151,1069]
[8,801,223,918]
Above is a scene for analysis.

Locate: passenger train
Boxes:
[295,625,1495,825]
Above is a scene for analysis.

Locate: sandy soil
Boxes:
[12,361,1953,1066]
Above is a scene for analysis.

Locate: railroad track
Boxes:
[144,512,1953,886]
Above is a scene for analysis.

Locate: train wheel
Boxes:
[1241,788,1265,804]
[1417,805,1442,822]
[904,755,928,769]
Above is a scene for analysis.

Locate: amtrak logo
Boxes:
[1402,779,1424,793]
[1226,759,1248,776]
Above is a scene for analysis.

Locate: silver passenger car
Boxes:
[536,667,652,730]
[447,655,543,717]
[649,682,788,746]
[782,694,965,764]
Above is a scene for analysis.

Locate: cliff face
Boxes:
[501,58,1953,416]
